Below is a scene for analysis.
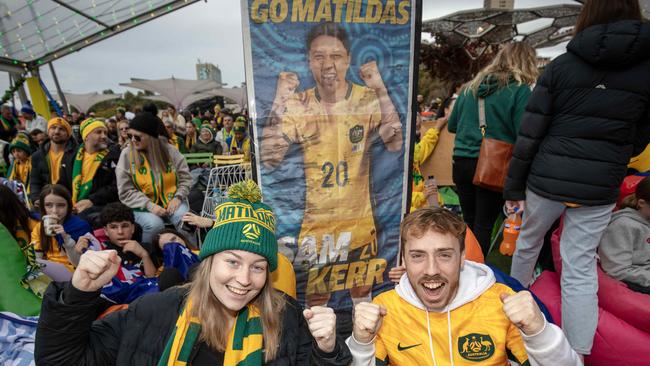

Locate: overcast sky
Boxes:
[0,0,579,106]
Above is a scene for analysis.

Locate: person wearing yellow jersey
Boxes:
[347,208,582,366]
[226,117,252,161]
[116,111,192,245]
[8,132,33,193]
[261,22,402,307]
[29,117,77,205]
[31,184,92,272]
[411,116,448,212]
[58,118,120,228]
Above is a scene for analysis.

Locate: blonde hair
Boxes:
[466,42,539,95]
[187,256,286,362]
[620,177,650,210]
[128,136,172,174]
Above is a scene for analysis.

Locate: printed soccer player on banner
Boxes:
[242,0,416,310]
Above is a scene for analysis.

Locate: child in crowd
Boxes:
[7,132,32,194]
[151,228,200,290]
[599,177,650,294]
[76,202,158,304]
[31,184,92,271]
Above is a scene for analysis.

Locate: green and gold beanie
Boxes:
[9,132,32,155]
[233,118,247,133]
[200,180,278,271]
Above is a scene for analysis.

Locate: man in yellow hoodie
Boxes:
[346,208,582,366]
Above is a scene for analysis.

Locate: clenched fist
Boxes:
[72,250,121,292]
[273,72,300,108]
[303,306,337,353]
[360,61,386,92]
[353,302,387,344]
[501,291,546,335]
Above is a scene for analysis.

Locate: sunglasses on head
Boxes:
[127,133,142,142]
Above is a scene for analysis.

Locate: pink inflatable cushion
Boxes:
[550,224,650,333]
[531,271,650,366]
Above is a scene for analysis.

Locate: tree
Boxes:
[102,89,115,95]
[420,34,496,85]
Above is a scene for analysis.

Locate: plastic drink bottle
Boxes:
[500,212,522,256]
[425,175,439,207]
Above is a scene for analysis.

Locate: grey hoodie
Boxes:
[599,208,650,287]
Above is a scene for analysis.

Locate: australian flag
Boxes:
[162,242,200,280]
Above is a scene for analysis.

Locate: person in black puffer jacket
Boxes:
[503,0,650,356]
[35,180,352,366]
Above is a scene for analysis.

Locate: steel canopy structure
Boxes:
[0,0,201,72]
[422,4,582,56]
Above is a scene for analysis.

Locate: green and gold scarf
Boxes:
[15,219,50,298]
[0,115,16,131]
[71,144,108,204]
[158,300,263,366]
[131,151,178,208]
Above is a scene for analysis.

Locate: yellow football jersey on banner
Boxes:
[282,83,381,259]
[373,284,529,366]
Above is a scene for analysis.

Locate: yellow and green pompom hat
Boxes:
[199,180,278,271]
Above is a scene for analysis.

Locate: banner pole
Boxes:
[399,0,423,266]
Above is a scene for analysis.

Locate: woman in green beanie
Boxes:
[35,180,352,366]
[191,124,223,155]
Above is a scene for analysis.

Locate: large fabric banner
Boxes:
[242,0,417,310]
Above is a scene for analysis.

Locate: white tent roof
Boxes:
[120,76,219,110]
[58,92,120,114]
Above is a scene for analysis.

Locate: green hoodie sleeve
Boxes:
[447,93,463,134]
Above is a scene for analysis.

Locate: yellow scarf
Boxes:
[169,134,181,151]
[8,158,31,193]
[131,151,178,208]
[185,132,196,150]
[15,219,50,298]
[159,300,263,366]
[71,145,107,203]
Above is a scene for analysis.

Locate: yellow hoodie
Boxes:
[346,261,582,366]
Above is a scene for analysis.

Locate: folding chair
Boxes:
[213,154,245,166]
[201,162,253,220]
[182,152,214,168]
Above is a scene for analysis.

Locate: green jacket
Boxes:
[448,77,532,158]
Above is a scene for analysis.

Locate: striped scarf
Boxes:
[8,158,31,193]
[0,115,16,131]
[131,151,178,209]
[71,145,107,203]
[158,300,263,366]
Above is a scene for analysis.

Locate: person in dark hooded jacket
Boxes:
[448,42,538,255]
[504,0,650,356]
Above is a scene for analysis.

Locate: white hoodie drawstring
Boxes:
[447,307,455,366]
[425,309,438,366]
[425,307,455,366]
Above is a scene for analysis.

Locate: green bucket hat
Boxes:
[9,132,32,155]
[200,180,278,271]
